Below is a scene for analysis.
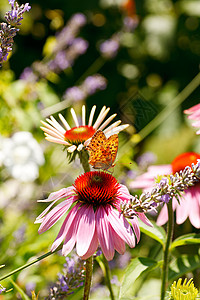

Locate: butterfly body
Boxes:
[87,130,118,170]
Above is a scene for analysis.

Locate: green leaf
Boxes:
[138,219,166,246]
[169,254,200,282]
[170,233,200,249]
[9,278,30,300]
[119,257,158,299]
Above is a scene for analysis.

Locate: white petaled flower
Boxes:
[40,105,129,153]
[2,132,45,182]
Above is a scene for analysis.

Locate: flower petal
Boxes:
[96,206,115,261]
[51,204,81,251]
[76,205,96,256]
[88,105,96,126]
[107,207,135,248]
[129,216,140,242]
[110,227,126,254]
[137,212,153,227]
[81,228,99,260]
[38,199,74,233]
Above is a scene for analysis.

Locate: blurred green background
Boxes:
[1,0,200,298]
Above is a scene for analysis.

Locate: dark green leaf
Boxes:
[169,254,200,281]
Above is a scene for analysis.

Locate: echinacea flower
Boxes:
[40,105,129,153]
[130,152,200,228]
[184,103,200,134]
[35,171,150,260]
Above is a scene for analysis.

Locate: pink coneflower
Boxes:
[40,105,129,153]
[184,103,200,134]
[35,171,150,260]
[130,152,200,228]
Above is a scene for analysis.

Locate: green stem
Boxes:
[83,256,93,300]
[139,72,200,141]
[160,199,174,300]
[102,255,115,300]
[0,250,58,282]
[79,150,90,173]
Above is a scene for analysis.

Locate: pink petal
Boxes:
[96,206,115,261]
[51,204,81,251]
[156,204,168,226]
[188,187,200,228]
[129,216,140,242]
[184,103,200,114]
[81,229,99,260]
[176,194,189,225]
[111,227,126,254]
[76,206,96,257]
[117,184,131,202]
[107,208,135,248]
[38,198,74,234]
[137,212,153,227]
[62,208,82,256]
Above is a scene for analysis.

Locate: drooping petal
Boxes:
[76,205,96,256]
[62,207,83,256]
[38,199,74,234]
[188,187,200,228]
[129,216,140,242]
[96,206,115,261]
[176,194,189,225]
[117,184,131,202]
[110,227,126,254]
[51,204,81,251]
[81,228,99,260]
[107,207,135,248]
[137,212,153,227]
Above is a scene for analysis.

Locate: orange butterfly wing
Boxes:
[87,131,118,170]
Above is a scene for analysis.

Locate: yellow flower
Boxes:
[169,278,198,300]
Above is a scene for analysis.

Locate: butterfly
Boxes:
[87,130,118,170]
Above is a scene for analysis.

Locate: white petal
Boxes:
[93,107,110,129]
[97,114,117,131]
[71,108,79,127]
[67,145,77,152]
[49,116,66,134]
[88,105,96,126]
[82,105,86,126]
[77,143,84,151]
[104,124,129,136]
[59,114,71,130]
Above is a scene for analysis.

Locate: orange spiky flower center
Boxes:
[172,152,200,174]
[64,126,95,145]
[74,171,120,207]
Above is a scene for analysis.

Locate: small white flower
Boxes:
[2,132,45,182]
[40,105,129,152]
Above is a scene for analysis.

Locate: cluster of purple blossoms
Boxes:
[26,13,88,78]
[63,74,107,103]
[99,35,120,59]
[0,284,6,294]
[47,13,88,74]
[0,0,31,64]
[121,160,200,218]
[46,254,85,299]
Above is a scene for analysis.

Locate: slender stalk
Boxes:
[160,199,174,300]
[102,254,115,300]
[83,255,93,300]
[139,72,200,141]
[0,250,58,282]
[79,149,90,173]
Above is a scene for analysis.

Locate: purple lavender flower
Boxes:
[63,74,107,103]
[83,74,107,95]
[46,254,85,299]
[99,38,120,59]
[0,0,31,64]
[20,67,37,82]
[71,37,88,55]
[64,86,85,102]
[136,152,157,171]
[161,194,171,203]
